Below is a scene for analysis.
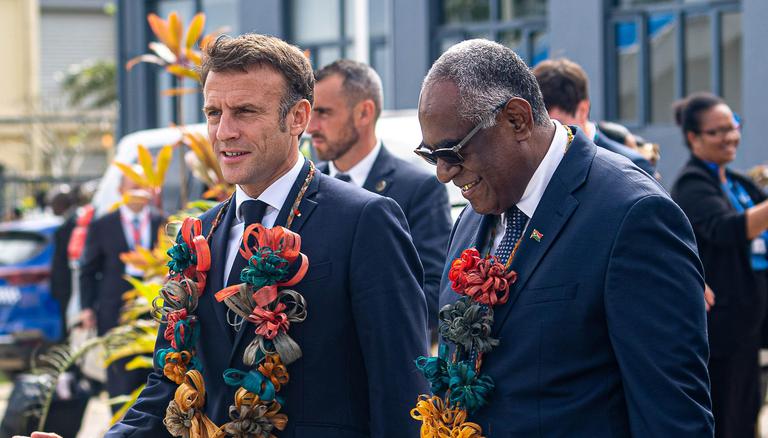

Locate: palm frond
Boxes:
[31,336,106,430]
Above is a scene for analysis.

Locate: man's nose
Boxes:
[306,115,319,134]
[216,112,239,141]
[435,158,460,184]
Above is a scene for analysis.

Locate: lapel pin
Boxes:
[530,229,543,242]
[375,180,387,193]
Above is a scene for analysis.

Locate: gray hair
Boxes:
[316,59,384,119]
[423,39,549,128]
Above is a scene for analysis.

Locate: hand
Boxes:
[704,284,715,312]
[13,432,63,438]
[80,308,96,329]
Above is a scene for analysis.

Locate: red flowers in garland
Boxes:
[448,248,517,306]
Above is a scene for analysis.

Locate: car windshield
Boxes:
[0,231,47,266]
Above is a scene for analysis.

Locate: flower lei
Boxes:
[410,248,517,438]
[155,163,314,438]
[156,218,309,438]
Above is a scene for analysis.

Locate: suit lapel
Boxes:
[228,160,318,366]
[201,196,237,346]
[149,213,163,248]
[362,146,395,196]
[491,129,594,336]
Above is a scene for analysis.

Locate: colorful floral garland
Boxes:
[155,213,310,437]
[411,248,517,438]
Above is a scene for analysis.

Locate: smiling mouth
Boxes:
[222,151,247,157]
[460,178,481,192]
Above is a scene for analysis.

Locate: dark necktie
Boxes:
[335,172,352,183]
[226,199,268,287]
[494,206,527,265]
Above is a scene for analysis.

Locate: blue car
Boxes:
[0,216,63,371]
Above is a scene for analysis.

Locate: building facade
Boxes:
[116,0,767,183]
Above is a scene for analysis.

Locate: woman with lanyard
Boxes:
[672,92,768,438]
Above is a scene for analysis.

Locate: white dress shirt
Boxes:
[327,140,382,187]
[490,120,569,253]
[119,204,151,277]
[223,155,305,284]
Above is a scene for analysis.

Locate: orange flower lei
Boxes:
[155,163,314,437]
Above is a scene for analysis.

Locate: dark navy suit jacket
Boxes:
[440,128,713,436]
[319,146,452,327]
[80,209,164,335]
[107,159,429,437]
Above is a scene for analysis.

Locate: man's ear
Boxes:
[289,99,312,136]
[575,99,590,125]
[355,99,376,128]
[502,97,534,141]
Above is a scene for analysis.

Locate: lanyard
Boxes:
[721,177,768,270]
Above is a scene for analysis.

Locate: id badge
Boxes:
[752,237,767,255]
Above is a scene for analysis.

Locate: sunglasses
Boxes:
[414,100,508,166]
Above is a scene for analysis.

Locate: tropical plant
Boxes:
[60,60,117,109]
[182,130,234,201]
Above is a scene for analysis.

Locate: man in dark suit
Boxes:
[415,39,713,436]
[308,59,451,331]
[79,175,164,407]
[106,34,428,437]
[533,58,656,177]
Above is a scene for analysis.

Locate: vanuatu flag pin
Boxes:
[530,229,543,242]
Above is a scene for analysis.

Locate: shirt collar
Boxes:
[514,120,569,219]
[119,204,149,222]
[328,139,382,187]
[234,155,305,223]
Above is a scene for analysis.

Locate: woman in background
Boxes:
[672,92,768,438]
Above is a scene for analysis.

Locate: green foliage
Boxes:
[60,60,117,109]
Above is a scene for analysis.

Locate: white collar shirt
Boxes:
[491,120,569,253]
[224,155,305,284]
[119,204,151,277]
[327,139,382,187]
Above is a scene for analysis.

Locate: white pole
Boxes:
[352,0,369,63]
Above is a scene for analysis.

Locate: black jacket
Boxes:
[79,209,164,335]
[671,155,768,356]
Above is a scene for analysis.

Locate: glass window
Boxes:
[685,14,711,95]
[616,21,640,121]
[316,46,342,69]
[292,0,341,44]
[440,0,490,24]
[202,0,238,35]
[649,13,676,123]
[616,0,709,6]
[0,232,46,266]
[531,31,549,66]
[499,29,523,52]
[369,0,388,37]
[500,0,547,20]
[721,11,742,114]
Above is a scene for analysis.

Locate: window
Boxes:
[433,0,548,65]
[608,0,741,125]
[288,0,393,108]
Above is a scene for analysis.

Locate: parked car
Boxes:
[0,215,63,371]
[92,111,466,217]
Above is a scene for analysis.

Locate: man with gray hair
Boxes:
[308,59,451,333]
[413,39,713,436]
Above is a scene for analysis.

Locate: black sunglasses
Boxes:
[414,100,508,166]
